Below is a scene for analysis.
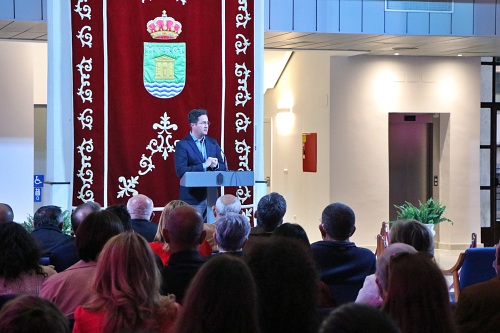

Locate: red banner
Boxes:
[71,0,254,218]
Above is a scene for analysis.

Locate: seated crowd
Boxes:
[0,195,496,333]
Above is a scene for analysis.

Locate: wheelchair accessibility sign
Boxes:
[34,175,44,202]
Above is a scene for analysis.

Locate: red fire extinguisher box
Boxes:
[302,133,317,172]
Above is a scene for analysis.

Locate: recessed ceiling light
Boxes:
[457,54,463,56]
[394,53,400,56]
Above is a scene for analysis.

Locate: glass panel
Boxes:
[496,70,500,102]
[481,149,491,186]
[481,65,493,102]
[483,57,494,62]
[481,108,491,145]
[481,190,491,228]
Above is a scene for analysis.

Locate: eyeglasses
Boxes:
[197,121,211,126]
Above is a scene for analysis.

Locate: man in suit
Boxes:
[454,243,500,333]
[311,202,376,306]
[126,194,157,242]
[174,109,227,220]
[31,205,72,257]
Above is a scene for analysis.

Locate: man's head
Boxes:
[215,213,251,252]
[188,109,209,139]
[256,192,286,232]
[126,194,154,220]
[319,202,356,241]
[0,203,14,223]
[71,201,101,233]
[213,194,241,220]
[33,205,63,229]
[162,205,206,253]
[389,219,434,257]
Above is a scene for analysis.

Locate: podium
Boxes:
[180,171,254,223]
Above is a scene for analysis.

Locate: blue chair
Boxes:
[443,247,497,302]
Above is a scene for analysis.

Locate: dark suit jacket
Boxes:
[160,250,206,303]
[130,218,158,242]
[50,237,79,272]
[311,240,376,305]
[455,275,500,333]
[31,225,72,257]
[174,134,227,205]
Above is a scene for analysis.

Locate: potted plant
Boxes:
[394,197,453,235]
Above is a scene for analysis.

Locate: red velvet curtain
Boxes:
[71,0,254,218]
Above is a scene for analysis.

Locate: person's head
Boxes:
[163,205,206,253]
[126,194,154,220]
[0,203,14,223]
[319,202,355,241]
[155,200,189,243]
[272,222,310,247]
[0,295,70,333]
[33,205,63,229]
[71,201,101,233]
[0,222,43,280]
[375,243,417,295]
[246,238,319,333]
[256,192,286,232]
[105,204,132,231]
[174,255,259,333]
[89,232,174,332]
[389,219,434,257]
[214,213,251,252]
[75,211,124,262]
[188,108,209,139]
[319,303,400,333]
[382,252,456,333]
[213,194,241,219]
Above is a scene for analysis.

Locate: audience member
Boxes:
[357,243,417,307]
[272,222,335,308]
[454,242,500,333]
[214,212,250,255]
[272,222,310,246]
[356,220,433,306]
[0,222,56,295]
[0,295,70,333]
[381,252,457,333]
[204,194,241,252]
[73,232,180,333]
[127,193,157,241]
[0,203,14,223]
[319,303,400,333]
[173,255,259,333]
[160,205,207,303]
[50,202,101,272]
[245,192,286,251]
[150,200,211,265]
[389,219,434,256]
[31,205,72,257]
[40,211,124,319]
[105,203,131,231]
[246,238,319,333]
[311,202,376,305]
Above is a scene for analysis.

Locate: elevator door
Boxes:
[389,114,433,221]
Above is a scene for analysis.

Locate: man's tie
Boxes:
[199,137,207,160]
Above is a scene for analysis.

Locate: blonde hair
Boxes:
[154,200,189,247]
[85,232,177,332]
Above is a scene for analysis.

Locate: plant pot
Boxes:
[424,223,436,237]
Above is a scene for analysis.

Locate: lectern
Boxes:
[180,171,254,223]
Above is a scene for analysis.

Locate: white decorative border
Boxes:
[236,0,251,28]
[76,138,94,202]
[76,26,93,48]
[74,0,92,20]
[117,112,179,198]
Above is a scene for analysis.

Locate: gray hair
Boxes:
[215,195,241,217]
[216,213,251,251]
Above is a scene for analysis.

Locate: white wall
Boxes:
[0,40,47,222]
[330,56,480,249]
[264,52,332,243]
[264,54,480,248]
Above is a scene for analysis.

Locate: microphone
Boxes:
[220,149,229,171]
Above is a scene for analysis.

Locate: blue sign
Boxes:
[34,175,44,188]
[34,188,42,202]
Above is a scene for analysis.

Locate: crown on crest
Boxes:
[147,10,182,40]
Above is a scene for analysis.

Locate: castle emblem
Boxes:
[144,11,186,99]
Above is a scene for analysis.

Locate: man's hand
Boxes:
[204,157,218,169]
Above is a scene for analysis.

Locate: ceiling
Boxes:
[2,19,500,57]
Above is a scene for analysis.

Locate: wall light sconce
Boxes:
[276,107,294,136]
